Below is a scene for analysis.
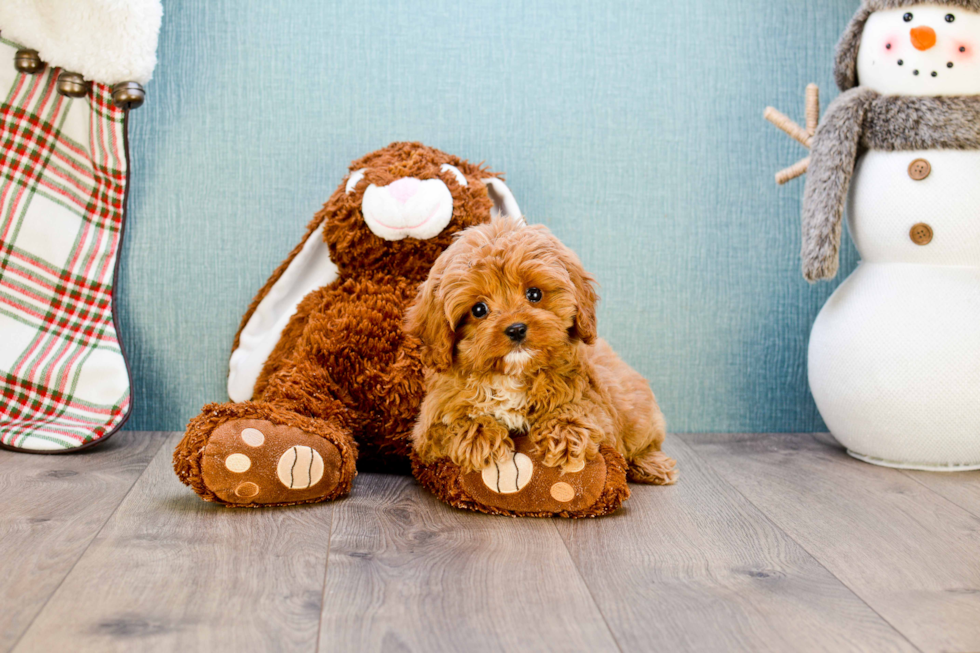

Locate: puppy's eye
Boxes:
[903,12,913,22]
[471,302,489,319]
[525,287,542,303]
[947,13,956,23]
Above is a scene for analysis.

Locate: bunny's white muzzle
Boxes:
[361,177,454,241]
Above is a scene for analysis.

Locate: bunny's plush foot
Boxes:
[412,436,630,518]
[174,401,358,507]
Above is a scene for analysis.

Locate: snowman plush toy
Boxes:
[787,0,980,470]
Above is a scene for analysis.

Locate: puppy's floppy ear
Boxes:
[558,245,598,344]
[405,262,455,372]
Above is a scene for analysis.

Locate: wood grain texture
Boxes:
[0,431,166,653]
[13,431,977,652]
[317,473,620,653]
[555,440,917,653]
[13,432,334,653]
[688,433,980,653]
[900,469,980,519]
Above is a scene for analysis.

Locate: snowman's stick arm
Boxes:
[764,107,812,148]
[765,84,820,185]
[776,157,810,186]
[805,84,820,136]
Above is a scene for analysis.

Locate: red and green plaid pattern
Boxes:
[0,38,131,451]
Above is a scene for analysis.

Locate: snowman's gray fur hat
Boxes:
[835,0,980,90]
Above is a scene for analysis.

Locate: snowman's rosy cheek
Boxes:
[954,42,974,59]
[883,34,901,54]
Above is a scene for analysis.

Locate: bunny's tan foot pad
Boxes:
[412,437,630,518]
[174,402,358,507]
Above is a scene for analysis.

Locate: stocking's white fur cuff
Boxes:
[0,0,162,84]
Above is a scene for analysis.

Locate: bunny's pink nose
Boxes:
[387,177,421,204]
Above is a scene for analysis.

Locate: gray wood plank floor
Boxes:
[0,431,166,652]
[2,431,978,653]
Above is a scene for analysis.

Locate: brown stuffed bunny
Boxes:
[174,142,635,518]
[173,142,521,506]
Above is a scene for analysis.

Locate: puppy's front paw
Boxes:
[532,418,601,472]
[451,438,512,474]
[447,416,513,473]
[548,445,591,476]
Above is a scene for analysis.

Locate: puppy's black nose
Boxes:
[505,323,528,342]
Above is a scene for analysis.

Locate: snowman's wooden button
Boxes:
[908,159,931,181]
[910,223,934,246]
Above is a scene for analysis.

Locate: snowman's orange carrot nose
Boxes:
[911,26,937,51]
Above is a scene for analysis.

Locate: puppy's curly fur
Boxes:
[405,217,678,485]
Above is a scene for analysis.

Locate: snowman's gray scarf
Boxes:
[801,89,980,282]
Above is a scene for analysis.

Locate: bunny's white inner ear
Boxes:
[440,164,468,186]
[227,224,338,401]
[483,178,522,221]
[346,169,368,194]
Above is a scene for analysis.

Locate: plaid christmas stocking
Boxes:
[0,1,161,452]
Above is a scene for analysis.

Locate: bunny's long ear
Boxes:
[801,87,875,282]
[483,177,522,221]
[227,213,337,401]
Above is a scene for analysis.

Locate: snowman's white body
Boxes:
[805,5,980,470]
[808,149,980,470]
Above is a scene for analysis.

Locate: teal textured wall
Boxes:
[121,0,861,432]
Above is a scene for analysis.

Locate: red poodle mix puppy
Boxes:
[406,216,678,484]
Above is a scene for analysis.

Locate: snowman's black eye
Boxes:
[947,14,956,23]
[904,12,914,22]
[471,302,489,319]
[525,287,542,303]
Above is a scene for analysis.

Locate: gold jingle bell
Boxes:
[111,82,145,110]
[57,71,90,98]
[14,49,44,74]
